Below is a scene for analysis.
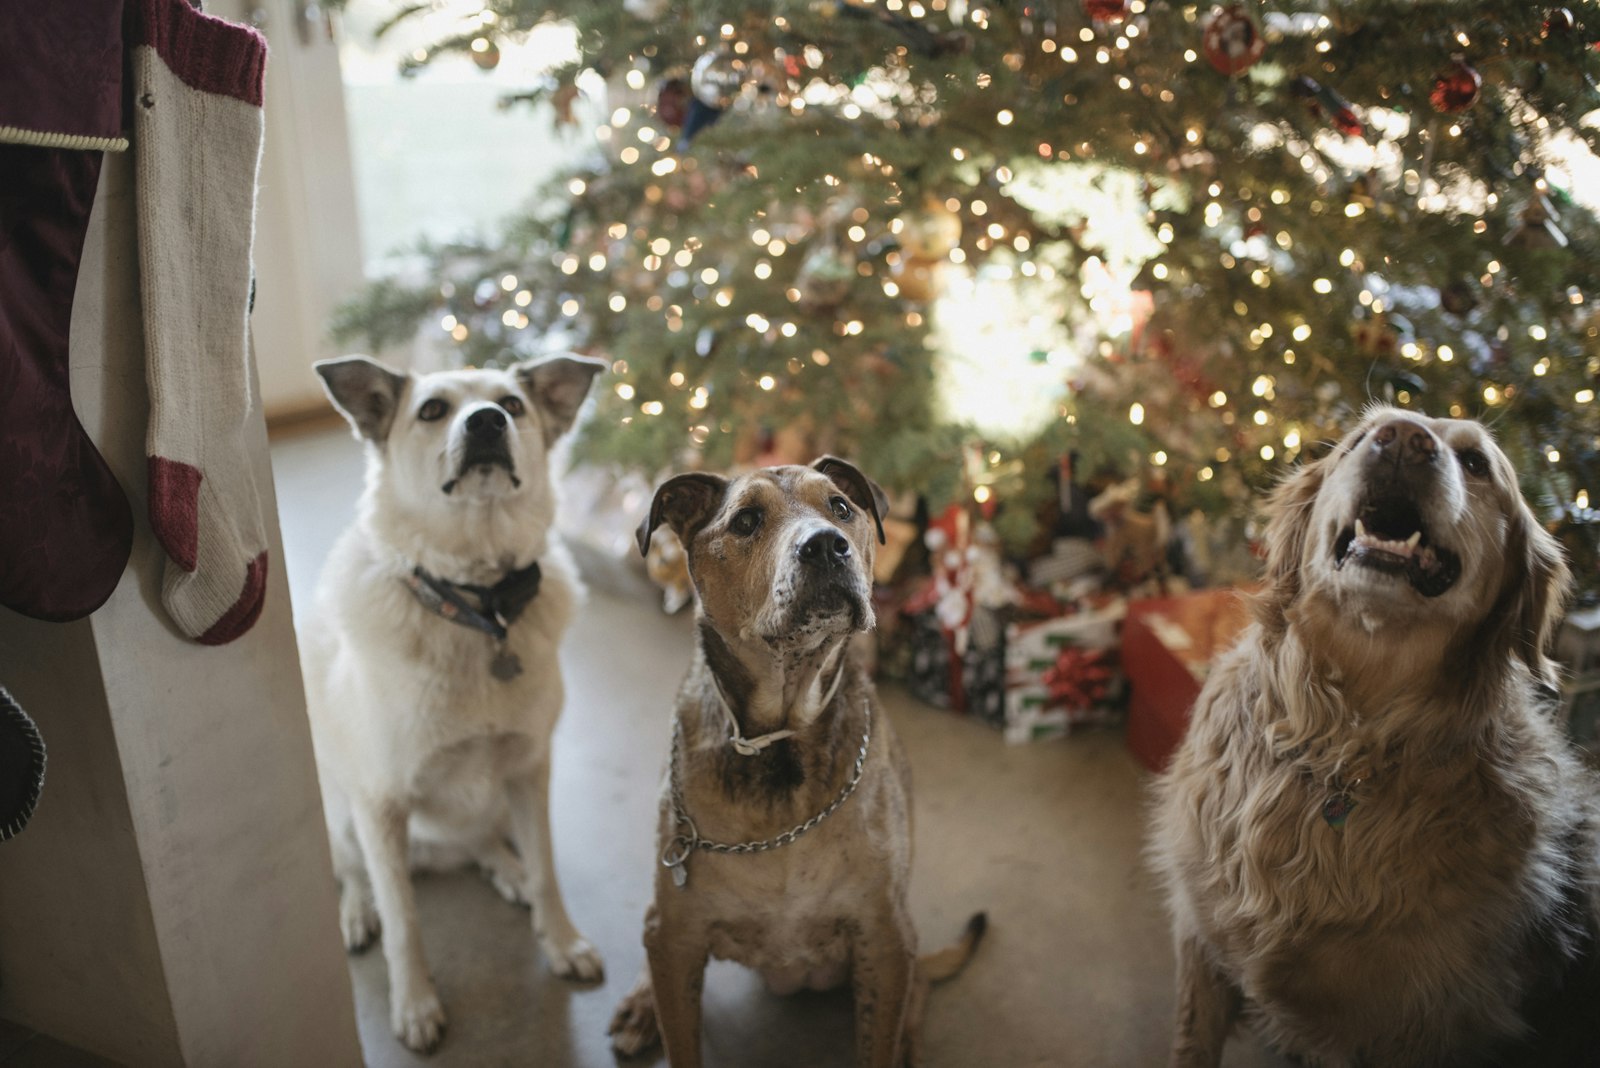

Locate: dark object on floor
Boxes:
[0,687,46,840]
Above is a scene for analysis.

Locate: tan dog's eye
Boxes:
[417,398,448,422]
[829,496,853,522]
[499,395,526,417]
[1456,448,1489,477]
[729,507,762,536]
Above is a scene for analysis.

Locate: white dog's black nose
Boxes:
[466,406,507,441]
[798,529,851,567]
[1372,418,1437,466]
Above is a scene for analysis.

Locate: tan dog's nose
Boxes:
[798,529,851,567]
[1372,418,1438,466]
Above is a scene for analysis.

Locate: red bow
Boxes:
[1041,646,1114,709]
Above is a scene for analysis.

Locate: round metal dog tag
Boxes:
[490,647,524,681]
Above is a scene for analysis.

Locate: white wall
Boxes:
[222,0,367,418]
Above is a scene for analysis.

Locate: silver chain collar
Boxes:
[660,703,872,889]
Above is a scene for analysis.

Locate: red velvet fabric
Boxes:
[0,144,134,622]
[0,1,126,145]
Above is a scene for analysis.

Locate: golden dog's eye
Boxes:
[829,496,853,522]
[1456,448,1489,477]
[730,508,762,536]
[417,398,448,422]
[499,395,525,417]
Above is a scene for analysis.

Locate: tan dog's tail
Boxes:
[920,912,987,982]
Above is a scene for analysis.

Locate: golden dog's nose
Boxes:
[1372,418,1438,465]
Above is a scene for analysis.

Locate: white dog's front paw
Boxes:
[391,987,447,1053]
[339,886,380,953]
[542,933,605,982]
[478,851,529,907]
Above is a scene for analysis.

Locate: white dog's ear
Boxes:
[637,473,728,557]
[813,456,889,544]
[516,355,606,445]
[314,356,409,444]
[1258,456,1328,616]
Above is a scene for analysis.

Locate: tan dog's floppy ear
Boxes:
[813,456,889,544]
[516,354,606,445]
[1257,456,1327,616]
[1499,501,1571,685]
[637,473,729,557]
[314,356,409,444]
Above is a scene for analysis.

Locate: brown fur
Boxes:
[610,459,981,1067]
[1151,408,1600,1067]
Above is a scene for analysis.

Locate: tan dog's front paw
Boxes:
[607,982,661,1057]
[542,933,604,981]
[392,989,447,1053]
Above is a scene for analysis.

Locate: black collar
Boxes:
[403,559,542,641]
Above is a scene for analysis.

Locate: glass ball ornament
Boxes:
[898,195,964,262]
[1430,58,1481,113]
[1202,5,1265,77]
[691,50,746,109]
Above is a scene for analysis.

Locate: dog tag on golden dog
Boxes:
[1321,792,1356,829]
[491,647,524,682]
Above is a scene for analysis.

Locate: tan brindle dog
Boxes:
[608,457,984,1067]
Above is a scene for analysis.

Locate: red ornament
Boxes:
[654,78,691,129]
[1202,4,1265,76]
[1084,0,1128,25]
[1430,58,1481,113]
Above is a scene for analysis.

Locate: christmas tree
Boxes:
[333,0,1600,588]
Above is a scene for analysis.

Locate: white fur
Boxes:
[302,359,602,1052]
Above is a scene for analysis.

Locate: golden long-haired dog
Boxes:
[1151,407,1600,1067]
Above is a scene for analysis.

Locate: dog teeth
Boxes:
[1350,521,1424,560]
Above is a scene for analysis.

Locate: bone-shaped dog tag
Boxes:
[671,862,687,888]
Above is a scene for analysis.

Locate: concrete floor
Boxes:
[270,426,1289,1068]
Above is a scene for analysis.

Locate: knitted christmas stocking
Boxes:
[131,0,271,645]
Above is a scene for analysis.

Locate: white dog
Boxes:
[302,353,605,1052]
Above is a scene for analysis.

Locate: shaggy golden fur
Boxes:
[1151,407,1600,1067]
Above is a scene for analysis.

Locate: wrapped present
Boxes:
[905,608,959,711]
[1123,588,1252,772]
[1005,598,1125,673]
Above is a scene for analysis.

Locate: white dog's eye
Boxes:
[829,496,853,522]
[1456,448,1489,477]
[499,395,526,417]
[417,398,448,422]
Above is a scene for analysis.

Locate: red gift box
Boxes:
[1123,588,1253,772]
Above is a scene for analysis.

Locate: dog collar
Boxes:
[711,661,847,757]
[403,560,542,680]
[661,700,871,889]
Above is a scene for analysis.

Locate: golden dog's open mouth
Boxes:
[1333,495,1462,597]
